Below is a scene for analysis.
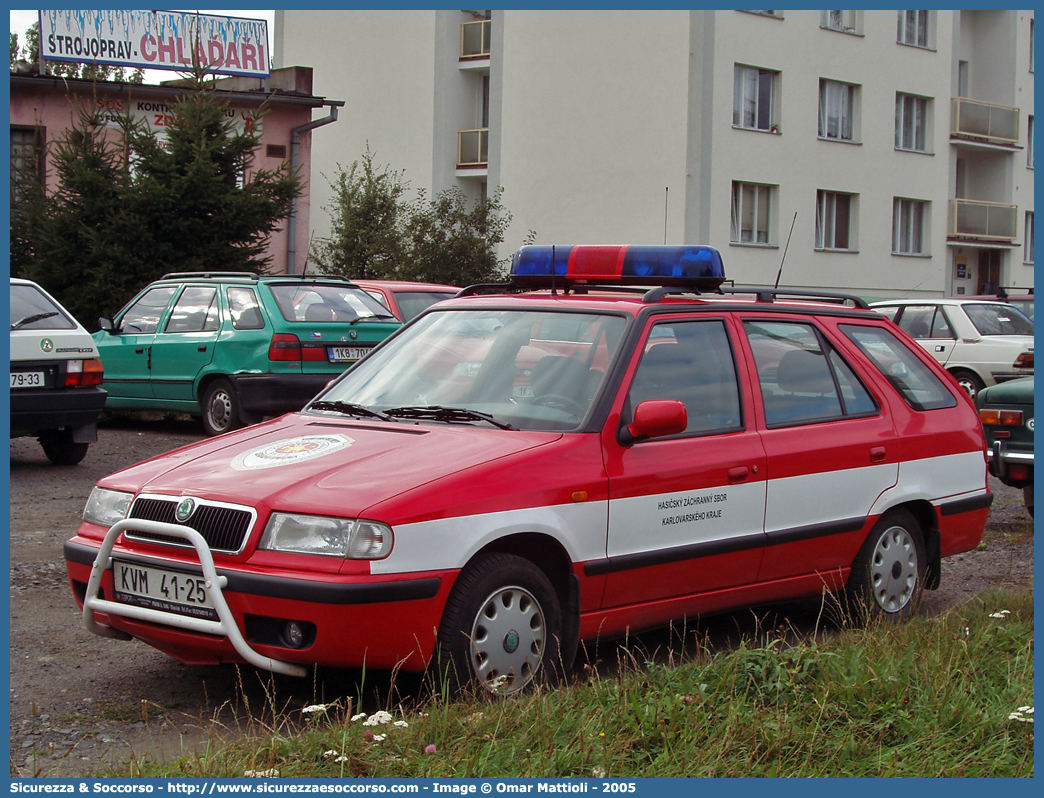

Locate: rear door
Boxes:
[148,285,221,401]
[893,304,957,367]
[738,316,900,583]
[601,315,768,608]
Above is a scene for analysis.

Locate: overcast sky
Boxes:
[10,9,276,82]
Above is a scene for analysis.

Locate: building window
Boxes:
[897,10,929,48]
[1026,211,1034,264]
[821,10,858,33]
[892,198,928,255]
[819,80,857,141]
[11,126,43,203]
[731,182,774,245]
[733,65,779,132]
[816,191,854,251]
[895,93,929,152]
[1029,116,1034,168]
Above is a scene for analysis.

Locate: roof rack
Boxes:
[160,271,259,281]
[642,285,870,309]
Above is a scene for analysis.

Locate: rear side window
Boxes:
[227,287,265,330]
[840,325,958,411]
[743,320,878,427]
[626,319,742,435]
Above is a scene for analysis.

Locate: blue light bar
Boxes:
[510,245,726,289]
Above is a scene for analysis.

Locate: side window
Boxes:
[930,307,955,339]
[227,287,265,330]
[626,320,742,435]
[164,287,219,333]
[894,305,938,339]
[119,286,177,334]
[743,320,876,426]
[873,305,900,322]
[840,324,958,411]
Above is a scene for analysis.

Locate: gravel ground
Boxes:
[8,414,1034,777]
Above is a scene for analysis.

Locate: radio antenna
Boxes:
[550,244,557,296]
[663,187,669,244]
[774,212,797,290]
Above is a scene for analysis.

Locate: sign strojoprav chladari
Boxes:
[39,9,270,78]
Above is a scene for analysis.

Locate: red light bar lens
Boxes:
[510,245,726,288]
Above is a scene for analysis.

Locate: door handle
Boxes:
[198,344,207,352]
[727,466,750,483]
[870,446,887,462]
[135,347,144,354]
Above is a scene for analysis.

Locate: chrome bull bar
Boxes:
[82,518,307,677]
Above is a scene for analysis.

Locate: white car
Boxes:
[10,278,107,464]
[870,298,1033,399]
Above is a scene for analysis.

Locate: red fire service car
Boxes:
[66,245,992,693]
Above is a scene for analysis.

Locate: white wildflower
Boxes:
[1008,706,1035,723]
[301,704,328,714]
[393,720,409,728]
[351,713,367,722]
[244,769,280,778]
[592,768,606,778]
[362,710,393,726]
[323,750,338,758]
[372,733,387,742]
[989,610,1011,618]
[335,755,349,763]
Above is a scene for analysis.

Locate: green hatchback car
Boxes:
[95,273,401,435]
[976,376,1034,517]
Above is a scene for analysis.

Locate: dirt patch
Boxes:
[8,414,1034,776]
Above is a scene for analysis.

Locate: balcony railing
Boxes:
[951,97,1020,144]
[461,19,491,60]
[458,128,488,168]
[949,198,1018,241]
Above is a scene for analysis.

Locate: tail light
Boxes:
[65,359,104,387]
[269,333,302,361]
[300,343,328,362]
[1013,352,1033,370]
[978,408,1025,426]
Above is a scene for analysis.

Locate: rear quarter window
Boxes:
[840,324,958,411]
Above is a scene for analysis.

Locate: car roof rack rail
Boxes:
[725,285,869,309]
[161,271,259,281]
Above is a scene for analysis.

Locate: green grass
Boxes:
[107,590,1034,778]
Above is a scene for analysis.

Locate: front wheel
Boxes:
[436,553,564,695]
[950,369,985,400]
[845,508,925,622]
[201,378,249,436]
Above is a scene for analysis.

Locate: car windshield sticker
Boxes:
[230,434,354,471]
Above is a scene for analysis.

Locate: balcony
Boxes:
[951,97,1020,145]
[458,128,488,168]
[949,198,1018,241]
[460,19,490,61]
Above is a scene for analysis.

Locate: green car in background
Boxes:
[976,376,1034,517]
[95,273,401,435]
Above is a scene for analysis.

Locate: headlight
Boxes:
[259,513,393,559]
[83,487,133,527]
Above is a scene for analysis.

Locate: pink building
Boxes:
[10,66,342,275]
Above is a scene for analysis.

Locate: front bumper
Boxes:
[67,520,448,676]
[230,374,336,416]
[10,386,106,437]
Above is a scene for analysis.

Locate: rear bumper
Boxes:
[10,387,107,437]
[992,370,1033,383]
[230,374,337,415]
[986,440,1034,485]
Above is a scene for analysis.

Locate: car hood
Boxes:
[100,414,563,520]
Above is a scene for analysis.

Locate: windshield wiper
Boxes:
[308,400,390,421]
[349,313,398,325]
[383,405,515,430]
[11,311,59,330]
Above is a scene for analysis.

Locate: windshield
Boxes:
[963,303,1034,336]
[268,283,395,323]
[10,284,77,330]
[311,309,629,431]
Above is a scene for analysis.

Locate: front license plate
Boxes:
[113,560,217,620]
[328,347,370,362]
[10,371,44,389]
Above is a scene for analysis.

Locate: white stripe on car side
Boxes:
[372,451,984,576]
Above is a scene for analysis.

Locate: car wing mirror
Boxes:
[619,399,687,445]
[98,316,117,333]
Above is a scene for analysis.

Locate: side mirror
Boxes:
[619,399,687,445]
[98,316,116,333]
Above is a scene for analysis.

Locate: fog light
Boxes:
[282,621,306,649]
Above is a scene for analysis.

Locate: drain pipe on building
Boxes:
[287,101,344,274]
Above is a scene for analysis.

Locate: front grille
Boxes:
[125,495,256,554]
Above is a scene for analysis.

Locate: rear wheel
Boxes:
[436,553,563,695]
[846,508,925,622]
[201,378,249,436]
[950,369,985,400]
[39,429,89,466]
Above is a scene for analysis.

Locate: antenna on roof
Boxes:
[663,187,669,245]
[774,212,797,290]
[550,244,558,296]
[300,231,314,278]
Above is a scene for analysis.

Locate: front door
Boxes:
[98,285,177,401]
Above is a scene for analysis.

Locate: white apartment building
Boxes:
[274,9,1034,299]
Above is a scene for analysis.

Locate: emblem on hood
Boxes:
[230,434,355,471]
[175,497,197,523]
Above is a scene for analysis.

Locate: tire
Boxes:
[39,429,89,466]
[950,369,985,400]
[201,378,248,436]
[845,508,925,622]
[436,553,563,695]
